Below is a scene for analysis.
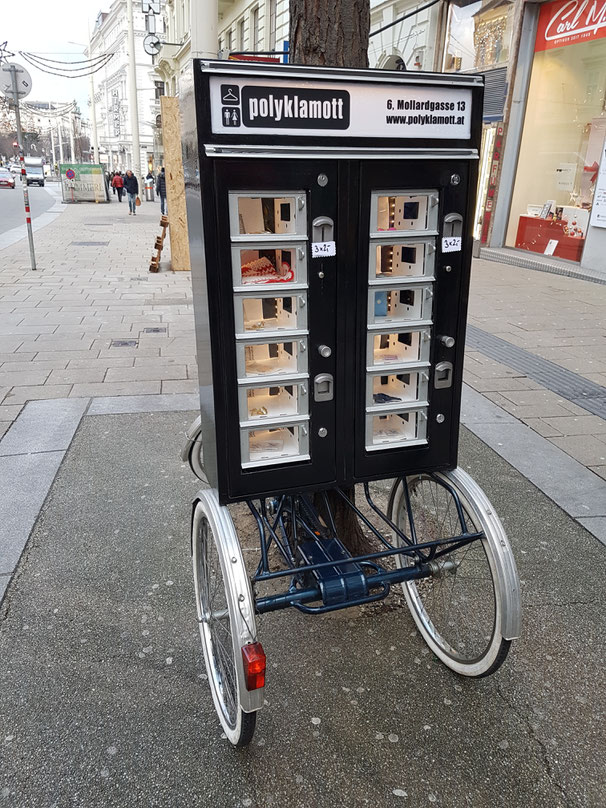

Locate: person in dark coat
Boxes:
[111,171,124,201]
[124,170,139,215]
[156,166,167,215]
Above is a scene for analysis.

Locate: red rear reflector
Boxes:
[241,642,266,691]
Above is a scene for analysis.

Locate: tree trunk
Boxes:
[289,0,370,67]
[290,0,371,556]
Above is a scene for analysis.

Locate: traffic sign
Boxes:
[66,168,75,179]
[0,62,32,100]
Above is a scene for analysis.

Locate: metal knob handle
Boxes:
[439,335,455,348]
[318,344,332,358]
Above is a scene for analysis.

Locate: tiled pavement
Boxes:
[0,194,195,437]
[1,202,605,485]
[467,259,606,482]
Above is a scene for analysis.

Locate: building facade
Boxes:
[153,0,606,276]
[154,0,446,100]
[87,1,161,174]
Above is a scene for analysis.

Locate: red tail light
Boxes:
[241,642,266,690]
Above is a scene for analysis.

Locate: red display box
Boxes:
[514,215,584,262]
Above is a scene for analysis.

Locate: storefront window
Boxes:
[444,0,514,72]
[506,0,606,262]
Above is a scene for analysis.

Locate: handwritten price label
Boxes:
[311,240,336,258]
[441,236,462,253]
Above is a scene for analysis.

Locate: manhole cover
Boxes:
[142,327,167,334]
[110,339,139,348]
[70,241,110,246]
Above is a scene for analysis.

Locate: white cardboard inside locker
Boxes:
[371,238,436,281]
[229,191,307,238]
[231,242,307,288]
[368,284,433,326]
[371,190,439,234]
[238,381,309,424]
[234,292,308,336]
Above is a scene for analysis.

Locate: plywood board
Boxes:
[160,96,191,271]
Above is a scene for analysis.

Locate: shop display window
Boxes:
[240,340,304,379]
[370,329,430,366]
[372,239,435,280]
[236,294,306,335]
[506,35,606,263]
[240,383,307,422]
[372,191,438,233]
[368,285,432,325]
[366,409,428,450]
[368,370,429,408]
[232,244,306,287]
[242,424,309,467]
[230,193,306,236]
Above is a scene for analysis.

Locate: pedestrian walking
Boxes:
[112,172,124,202]
[124,170,139,215]
[156,166,167,216]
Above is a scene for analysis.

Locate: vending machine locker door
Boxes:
[351,159,476,482]
[210,160,342,501]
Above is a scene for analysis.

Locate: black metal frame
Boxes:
[186,60,484,504]
[248,473,483,615]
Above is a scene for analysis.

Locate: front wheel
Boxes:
[389,468,521,678]
[192,490,263,746]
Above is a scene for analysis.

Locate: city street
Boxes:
[0,190,605,807]
[0,182,57,235]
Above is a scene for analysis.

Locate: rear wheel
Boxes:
[389,468,520,677]
[192,490,261,746]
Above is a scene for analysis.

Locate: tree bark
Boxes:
[290,0,371,555]
[289,0,370,68]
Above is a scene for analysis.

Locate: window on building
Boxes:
[269,0,277,50]
[443,0,514,72]
[227,28,233,52]
[154,81,165,100]
[252,7,260,50]
[239,18,246,50]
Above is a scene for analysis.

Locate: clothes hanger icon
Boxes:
[223,88,238,102]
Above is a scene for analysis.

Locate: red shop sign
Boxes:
[535,0,606,51]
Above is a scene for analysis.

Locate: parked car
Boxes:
[0,168,16,189]
[8,163,20,175]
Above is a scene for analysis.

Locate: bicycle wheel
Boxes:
[192,490,263,746]
[389,468,521,678]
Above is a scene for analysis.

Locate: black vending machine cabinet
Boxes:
[182,60,483,504]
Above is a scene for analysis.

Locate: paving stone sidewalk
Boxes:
[1,201,605,483]
[466,259,606,481]
[0,194,195,437]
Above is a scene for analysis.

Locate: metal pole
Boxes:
[88,22,100,163]
[10,66,36,271]
[57,109,64,164]
[126,0,141,184]
[69,110,76,162]
[49,102,56,173]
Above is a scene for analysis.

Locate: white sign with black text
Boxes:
[209,77,472,140]
[312,241,336,258]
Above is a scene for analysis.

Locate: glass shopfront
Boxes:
[506,0,606,262]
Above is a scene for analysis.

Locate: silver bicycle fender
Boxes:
[195,488,264,713]
[447,468,522,641]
